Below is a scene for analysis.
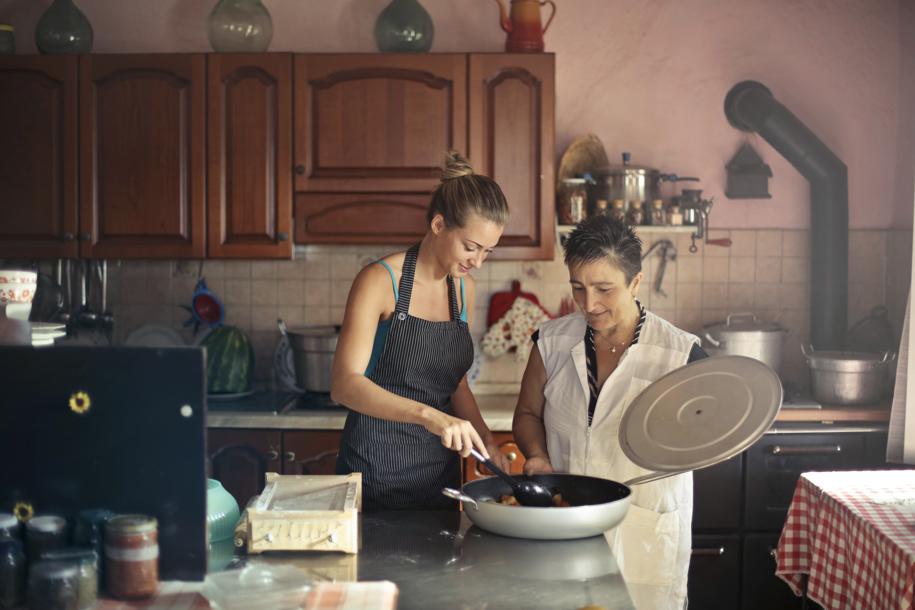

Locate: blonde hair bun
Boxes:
[441,150,474,181]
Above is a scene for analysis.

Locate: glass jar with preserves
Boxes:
[593,199,609,217]
[74,509,113,589]
[626,200,645,226]
[26,515,68,561]
[41,549,97,610]
[0,514,20,543]
[609,199,626,223]
[557,178,588,225]
[650,199,666,226]
[28,559,79,610]
[105,515,158,599]
[0,539,25,609]
[669,205,683,226]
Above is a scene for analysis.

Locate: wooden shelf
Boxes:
[557,224,697,234]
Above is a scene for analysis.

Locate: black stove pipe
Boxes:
[724,80,848,350]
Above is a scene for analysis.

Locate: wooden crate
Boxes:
[238,472,361,555]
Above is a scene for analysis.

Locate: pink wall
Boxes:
[3,0,911,229]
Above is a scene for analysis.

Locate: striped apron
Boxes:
[336,244,474,510]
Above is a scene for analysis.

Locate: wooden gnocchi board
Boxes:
[238,472,361,555]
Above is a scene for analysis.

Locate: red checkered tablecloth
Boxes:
[776,470,915,610]
[96,580,398,610]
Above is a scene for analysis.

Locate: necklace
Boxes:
[589,328,633,353]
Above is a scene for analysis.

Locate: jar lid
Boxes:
[27,515,67,533]
[107,514,157,534]
[0,512,17,529]
[41,548,98,565]
[0,24,13,33]
[30,559,79,580]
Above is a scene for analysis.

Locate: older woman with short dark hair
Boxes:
[512,215,706,610]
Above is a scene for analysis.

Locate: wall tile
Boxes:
[303,252,331,280]
[754,283,782,311]
[677,283,702,310]
[224,279,252,306]
[729,230,756,257]
[781,257,810,283]
[703,230,731,257]
[778,283,809,311]
[331,280,352,306]
[225,305,252,330]
[251,261,277,280]
[677,257,703,283]
[277,280,305,306]
[251,279,278,306]
[201,260,225,279]
[781,231,809,257]
[756,230,782,257]
[224,261,252,279]
[331,252,360,280]
[702,257,729,282]
[756,257,782,283]
[252,306,279,331]
[277,305,306,327]
[304,306,331,325]
[490,261,520,281]
[304,280,330,307]
[727,283,754,311]
[729,257,756,283]
[676,309,703,334]
[701,284,728,309]
[276,260,305,280]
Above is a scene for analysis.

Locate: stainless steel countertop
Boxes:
[222,511,636,610]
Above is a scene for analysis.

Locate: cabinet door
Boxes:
[463,432,527,482]
[469,54,555,260]
[745,432,865,530]
[80,55,206,258]
[208,429,282,508]
[281,430,342,476]
[207,54,292,259]
[293,54,466,244]
[688,535,740,610]
[742,534,806,610]
[0,56,79,258]
[693,454,742,530]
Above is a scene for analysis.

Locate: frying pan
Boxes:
[444,355,783,540]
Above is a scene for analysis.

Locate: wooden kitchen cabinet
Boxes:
[207,54,293,259]
[208,429,282,508]
[469,54,555,260]
[0,56,79,258]
[281,430,342,475]
[80,54,206,258]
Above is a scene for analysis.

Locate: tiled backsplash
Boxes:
[106,229,912,391]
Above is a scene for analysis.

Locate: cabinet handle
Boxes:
[265,450,279,461]
[769,548,778,560]
[79,232,91,241]
[294,164,305,175]
[284,451,296,462]
[506,451,518,462]
[691,546,726,557]
[277,232,289,242]
[63,232,75,242]
[769,444,842,456]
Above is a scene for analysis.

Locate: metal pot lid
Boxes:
[594,163,658,177]
[619,356,782,473]
[804,349,891,372]
[705,313,784,335]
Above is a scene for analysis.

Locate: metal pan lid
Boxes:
[619,356,782,473]
[704,312,784,334]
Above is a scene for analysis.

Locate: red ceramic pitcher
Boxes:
[494,0,556,53]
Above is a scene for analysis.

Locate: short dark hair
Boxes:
[563,216,642,283]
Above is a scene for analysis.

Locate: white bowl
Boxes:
[0,270,37,285]
[0,283,37,305]
[4,303,31,320]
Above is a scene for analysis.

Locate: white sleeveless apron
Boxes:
[537,312,699,610]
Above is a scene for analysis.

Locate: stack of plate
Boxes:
[31,322,66,347]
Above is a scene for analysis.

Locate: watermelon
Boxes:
[201,326,255,394]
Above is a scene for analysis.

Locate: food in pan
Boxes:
[495,493,571,507]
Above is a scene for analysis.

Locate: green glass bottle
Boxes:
[35,0,93,54]
[208,0,273,53]
[374,0,434,53]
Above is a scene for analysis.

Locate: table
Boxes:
[97,511,635,610]
[776,470,915,610]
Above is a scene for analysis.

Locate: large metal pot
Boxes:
[802,345,895,405]
[589,153,698,205]
[703,313,787,374]
[284,324,338,393]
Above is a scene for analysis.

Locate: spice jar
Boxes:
[41,550,98,610]
[0,514,19,543]
[557,178,588,224]
[669,205,683,226]
[0,25,13,55]
[593,199,609,217]
[106,515,158,599]
[0,539,25,609]
[26,515,68,561]
[28,560,79,610]
[74,509,113,589]
[650,199,666,226]
[626,200,645,226]
[609,199,626,222]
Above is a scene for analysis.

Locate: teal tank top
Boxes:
[364,260,466,377]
